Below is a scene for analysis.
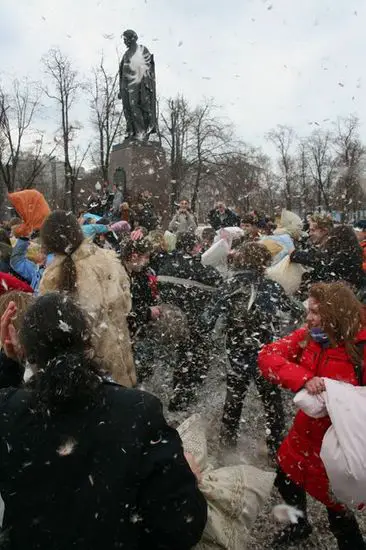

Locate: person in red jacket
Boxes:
[259,282,366,550]
[0,272,33,296]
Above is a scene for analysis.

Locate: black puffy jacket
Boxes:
[157,251,222,324]
[203,269,303,352]
[208,208,240,231]
[291,245,365,299]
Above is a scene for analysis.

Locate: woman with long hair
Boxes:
[39,210,135,387]
[0,293,207,549]
[259,282,366,549]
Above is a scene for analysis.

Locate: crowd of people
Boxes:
[0,187,366,549]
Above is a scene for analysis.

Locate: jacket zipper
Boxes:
[314,349,324,375]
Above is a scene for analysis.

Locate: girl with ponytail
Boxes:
[0,292,207,549]
[40,210,84,293]
[39,210,136,387]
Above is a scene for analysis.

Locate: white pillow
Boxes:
[178,414,275,550]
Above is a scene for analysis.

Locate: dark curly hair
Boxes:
[20,293,103,415]
[232,241,272,272]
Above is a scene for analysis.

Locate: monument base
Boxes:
[110,140,171,227]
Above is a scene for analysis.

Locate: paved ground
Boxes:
[142,340,366,549]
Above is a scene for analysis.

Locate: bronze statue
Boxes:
[118,29,157,142]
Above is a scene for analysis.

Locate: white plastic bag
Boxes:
[218,226,244,239]
[293,389,327,419]
[178,414,275,550]
[202,239,230,269]
[279,209,303,238]
[266,255,306,295]
[320,378,366,508]
[163,230,177,252]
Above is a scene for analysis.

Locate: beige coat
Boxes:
[39,241,136,387]
[168,211,197,235]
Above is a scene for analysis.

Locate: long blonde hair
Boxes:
[309,282,364,364]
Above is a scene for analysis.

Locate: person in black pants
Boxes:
[202,241,303,457]
[222,351,285,458]
[121,238,160,382]
[157,232,222,411]
[275,469,365,549]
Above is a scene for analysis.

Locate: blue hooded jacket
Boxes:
[10,239,53,294]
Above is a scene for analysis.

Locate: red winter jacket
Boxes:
[0,272,33,295]
[258,326,366,509]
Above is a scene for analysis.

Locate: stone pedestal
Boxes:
[110,141,171,226]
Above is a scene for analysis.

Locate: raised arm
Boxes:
[10,239,36,285]
[258,327,314,392]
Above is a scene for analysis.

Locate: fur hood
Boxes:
[39,241,136,387]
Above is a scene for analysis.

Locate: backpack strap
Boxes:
[354,341,366,386]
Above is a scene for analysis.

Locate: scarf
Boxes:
[310,327,330,348]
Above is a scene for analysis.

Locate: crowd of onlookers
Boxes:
[1,186,366,549]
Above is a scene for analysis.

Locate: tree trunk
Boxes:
[191,163,202,213]
[70,178,77,213]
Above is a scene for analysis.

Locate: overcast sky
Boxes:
[1,0,365,158]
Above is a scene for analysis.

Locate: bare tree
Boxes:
[266,125,296,210]
[88,56,124,182]
[16,142,58,191]
[295,140,315,215]
[209,148,264,213]
[42,48,87,211]
[305,129,337,211]
[334,115,366,220]
[252,152,280,215]
[160,97,236,213]
[160,96,193,210]
[0,78,45,192]
[188,101,234,212]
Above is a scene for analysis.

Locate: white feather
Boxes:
[128,45,151,85]
[273,504,304,524]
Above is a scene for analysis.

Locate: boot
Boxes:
[272,518,312,548]
[327,509,366,550]
[219,419,239,450]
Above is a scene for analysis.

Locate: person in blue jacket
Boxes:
[10,237,53,294]
[78,213,111,239]
[81,222,110,239]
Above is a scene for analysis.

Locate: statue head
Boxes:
[123,29,138,48]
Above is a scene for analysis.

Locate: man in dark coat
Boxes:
[291,223,365,301]
[203,241,303,457]
[135,192,158,231]
[157,232,222,410]
[122,238,159,381]
[208,201,240,230]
